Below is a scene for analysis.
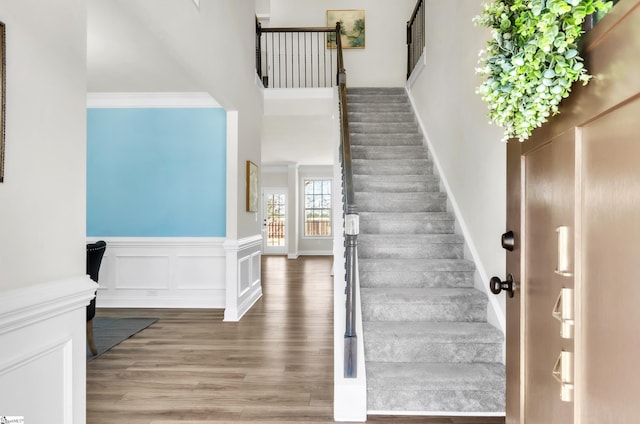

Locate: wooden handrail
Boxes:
[336,22,358,379]
[408,0,424,26]
[260,26,336,33]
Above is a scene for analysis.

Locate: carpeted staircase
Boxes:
[347,87,505,414]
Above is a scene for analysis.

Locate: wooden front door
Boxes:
[504,1,640,422]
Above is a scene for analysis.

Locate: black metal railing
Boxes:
[256,24,338,88]
[407,0,425,79]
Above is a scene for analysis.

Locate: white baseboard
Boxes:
[298,250,333,256]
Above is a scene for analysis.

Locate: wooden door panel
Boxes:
[579,96,640,424]
[523,133,575,424]
[506,2,640,423]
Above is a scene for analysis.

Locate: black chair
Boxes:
[86,240,107,355]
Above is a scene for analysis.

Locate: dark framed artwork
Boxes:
[0,22,5,183]
[246,160,259,212]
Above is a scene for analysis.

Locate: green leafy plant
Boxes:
[474,0,612,141]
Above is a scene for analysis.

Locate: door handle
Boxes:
[501,230,515,251]
[489,274,515,298]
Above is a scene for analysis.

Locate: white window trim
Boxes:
[301,178,333,239]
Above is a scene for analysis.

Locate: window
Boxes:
[304,179,332,237]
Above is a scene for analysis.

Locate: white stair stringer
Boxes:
[347,87,505,416]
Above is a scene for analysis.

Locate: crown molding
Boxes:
[87,92,222,108]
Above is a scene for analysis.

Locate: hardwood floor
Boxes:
[87,255,505,424]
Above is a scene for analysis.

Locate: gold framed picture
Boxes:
[327,10,365,49]
[246,160,259,212]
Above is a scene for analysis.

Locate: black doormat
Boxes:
[87,317,157,361]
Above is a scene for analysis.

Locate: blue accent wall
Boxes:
[87,108,226,237]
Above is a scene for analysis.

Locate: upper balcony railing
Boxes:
[256,23,339,88]
[406,0,425,79]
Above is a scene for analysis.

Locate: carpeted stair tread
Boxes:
[347,94,409,104]
[352,158,431,168]
[359,259,476,289]
[355,192,446,213]
[364,321,504,344]
[354,178,439,193]
[350,133,424,146]
[360,211,453,219]
[352,161,434,176]
[358,258,476,273]
[361,288,487,322]
[348,87,406,95]
[359,233,464,243]
[350,122,418,134]
[359,212,454,234]
[363,322,503,363]
[367,362,505,391]
[359,234,464,260]
[349,112,415,123]
[366,363,505,413]
[361,287,487,305]
[351,145,428,160]
[349,103,414,113]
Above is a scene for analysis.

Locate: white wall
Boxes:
[0,0,87,291]
[269,0,416,87]
[263,88,334,166]
[256,0,271,15]
[407,0,507,326]
[0,1,91,422]
[88,0,263,240]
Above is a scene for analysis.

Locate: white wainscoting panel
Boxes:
[0,276,95,424]
[239,255,252,297]
[115,256,171,290]
[223,235,263,321]
[89,238,227,308]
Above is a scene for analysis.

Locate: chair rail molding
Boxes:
[223,234,263,322]
[0,276,95,423]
